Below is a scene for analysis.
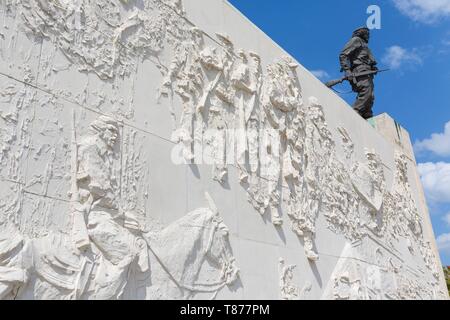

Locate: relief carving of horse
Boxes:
[2,194,239,300]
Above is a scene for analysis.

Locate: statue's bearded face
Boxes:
[361,31,370,43]
[101,126,119,148]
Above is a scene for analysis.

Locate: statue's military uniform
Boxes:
[339,27,378,119]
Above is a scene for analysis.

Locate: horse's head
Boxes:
[204,213,239,286]
[145,193,240,298]
[202,192,239,286]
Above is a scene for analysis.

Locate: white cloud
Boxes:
[443,212,450,226]
[414,121,450,157]
[437,233,450,254]
[311,70,330,80]
[382,45,422,70]
[392,0,450,23]
[417,162,450,204]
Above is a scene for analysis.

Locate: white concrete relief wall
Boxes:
[0,0,447,299]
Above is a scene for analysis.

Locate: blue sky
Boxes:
[229,0,450,265]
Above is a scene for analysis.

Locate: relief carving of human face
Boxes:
[102,126,119,149]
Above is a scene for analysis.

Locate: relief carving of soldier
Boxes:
[75,116,149,298]
[230,49,260,183]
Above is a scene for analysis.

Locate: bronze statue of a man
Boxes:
[339,27,378,119]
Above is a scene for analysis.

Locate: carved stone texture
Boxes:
[0,80,35,184]
[322,234,443,300]
[0,111,239,299]
[18,0,192,80]
[279,258,299,300]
